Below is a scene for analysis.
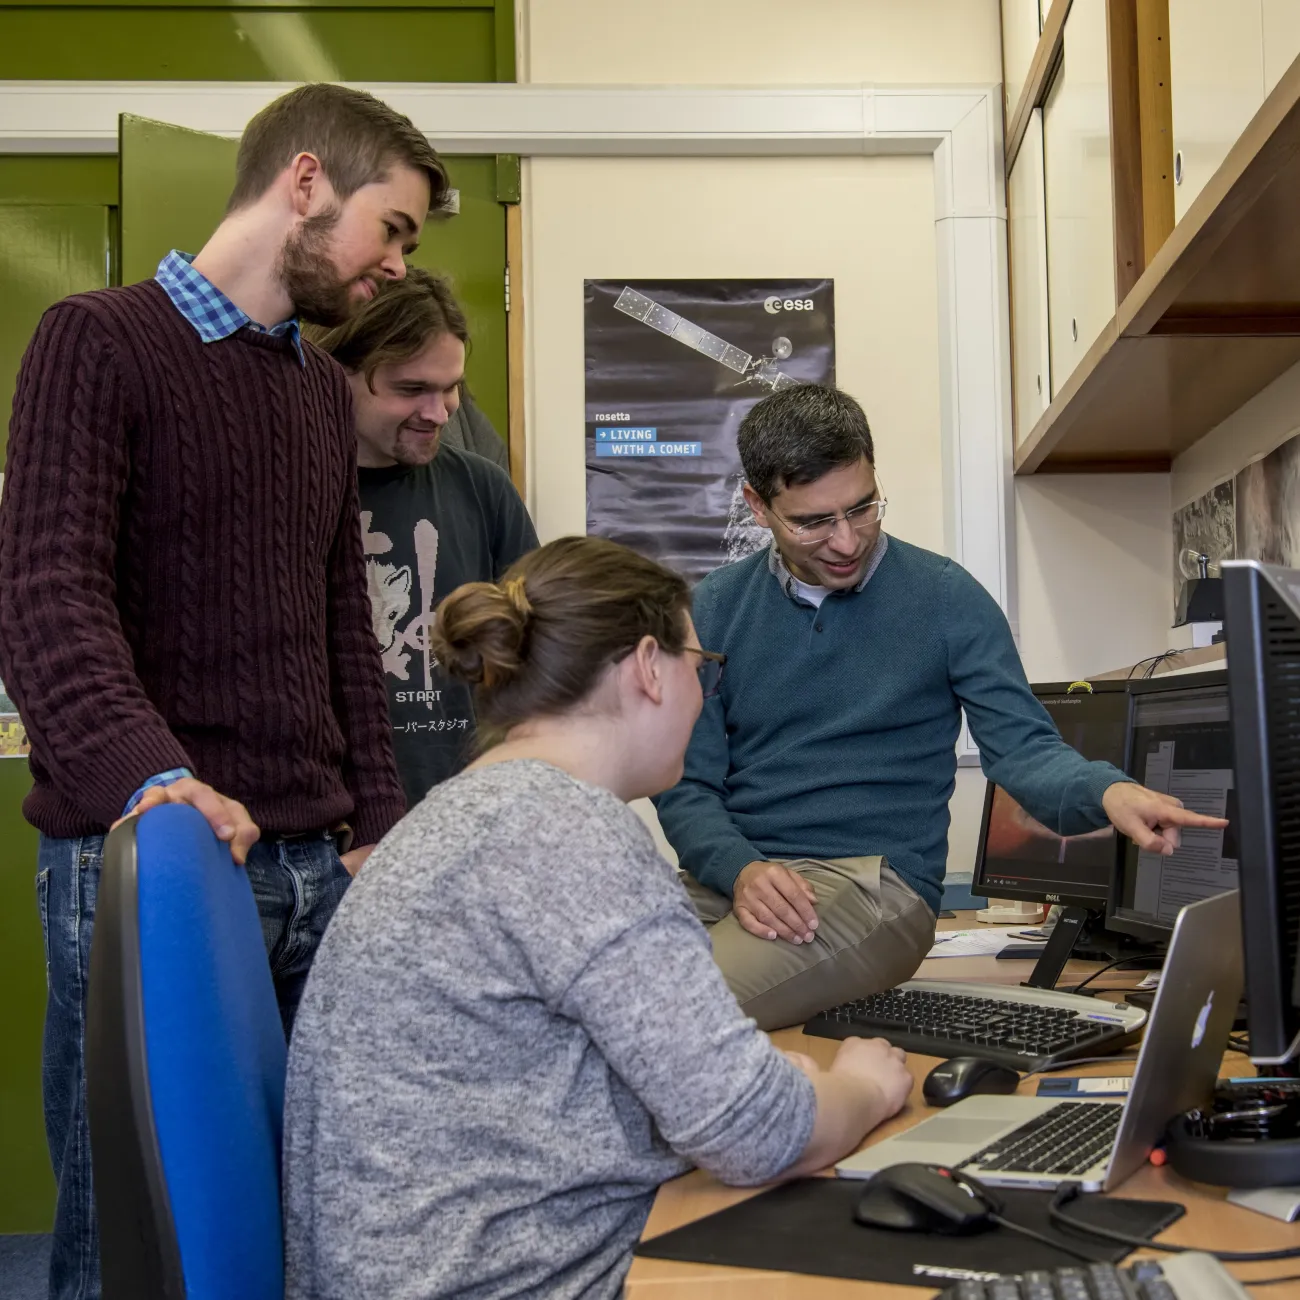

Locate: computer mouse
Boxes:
[922,1056,1021,1107]
[853,1163,999,1234]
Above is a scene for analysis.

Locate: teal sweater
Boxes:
[654,537,1125,917]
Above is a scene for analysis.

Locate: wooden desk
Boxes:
[628,927,1298,1297]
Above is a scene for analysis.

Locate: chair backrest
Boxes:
[87,805,287,1300]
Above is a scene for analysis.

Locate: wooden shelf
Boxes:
[1015,48,1300,474]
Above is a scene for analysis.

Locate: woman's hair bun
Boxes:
[431,580,530,688]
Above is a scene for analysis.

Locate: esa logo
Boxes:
[764,296,815,314]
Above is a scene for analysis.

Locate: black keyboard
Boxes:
[933,1255,1249,1300]
[803,980,1146,1072]
[965,1101,1121,1178]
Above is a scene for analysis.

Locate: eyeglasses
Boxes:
[769,490,887,546]
[685,648,727,699]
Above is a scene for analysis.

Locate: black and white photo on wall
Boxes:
[584,279,835,584]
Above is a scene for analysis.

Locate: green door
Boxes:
[119,114,237,286]
[0,194,112,1233]
[120,114,508,445]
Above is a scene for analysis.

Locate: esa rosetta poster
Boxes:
[584,279,835,584]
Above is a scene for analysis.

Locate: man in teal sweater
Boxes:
[654,385,1224,1030]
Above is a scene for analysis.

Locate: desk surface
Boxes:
[627,917,1295,1297]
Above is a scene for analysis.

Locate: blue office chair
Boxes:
[86,804,286,1300]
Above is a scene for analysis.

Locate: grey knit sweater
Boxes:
[282,759,815,1300]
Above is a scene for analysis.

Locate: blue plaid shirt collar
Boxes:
[155,250,304,366]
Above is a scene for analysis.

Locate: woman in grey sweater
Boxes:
[281,535,912,1300]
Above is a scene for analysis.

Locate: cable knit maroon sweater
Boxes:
[0,279,406,846]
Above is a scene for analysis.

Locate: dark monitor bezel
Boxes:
[1223,561,1300,1067]
[1104,668,1231,943]
[971,679,1130,910]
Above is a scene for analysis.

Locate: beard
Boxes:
[278,207,356,327]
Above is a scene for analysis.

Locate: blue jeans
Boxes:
[36,829,351,1300]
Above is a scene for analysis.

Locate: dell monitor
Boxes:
[973,680,1129,911]
[972,680,1132,988]
[1106,670,1238,944]
[1223,559,1300,1069]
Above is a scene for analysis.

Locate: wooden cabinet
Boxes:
[1009,108,1051,442]
[1264,0,1300,95]
[1001,0,1043,124]
[1169,0,1265,222]
[1043,0,1115,396]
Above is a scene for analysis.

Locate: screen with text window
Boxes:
[1113,684,1238,932]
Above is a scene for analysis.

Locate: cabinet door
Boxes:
[1009,109,1051,442]
[1263,0,1300,96]
[1002,0,1043,122]
[1043,0,1115,396]
[1169,0,1265,222]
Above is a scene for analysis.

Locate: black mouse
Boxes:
[853,1163,1000,1234]
[923,1056,1021,1107]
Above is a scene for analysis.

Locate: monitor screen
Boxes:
[1108,678,1238,940]
[973,684,1129,907]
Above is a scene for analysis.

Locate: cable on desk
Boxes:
[1066,955,1162,995]
[1048,1184,1300,1262]
[1247,1276,1300,1288]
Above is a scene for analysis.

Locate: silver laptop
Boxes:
[837,889,1242,1192]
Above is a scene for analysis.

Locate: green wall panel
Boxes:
[416,155,508,443]
[0,204,111,459]
[0,204,109,1231]
[0,8,497,81]
[0,765,49,1232]
[0,157,118,207]
[0,766,51,1231]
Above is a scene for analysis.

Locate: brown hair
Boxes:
[432,536,692,742]
[226,83,449,214]
[304,266,469,392]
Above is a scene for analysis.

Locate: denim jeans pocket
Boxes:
[36,865,52,977]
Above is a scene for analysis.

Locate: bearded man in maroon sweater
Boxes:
[0,83,445,1300]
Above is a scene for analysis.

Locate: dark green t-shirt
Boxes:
[357,446,538,807]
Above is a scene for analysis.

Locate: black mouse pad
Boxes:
[636,1179,1185,1287]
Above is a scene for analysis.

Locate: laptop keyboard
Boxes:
[965,1101,1121,1177]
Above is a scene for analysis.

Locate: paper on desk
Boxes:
[1137,972,1161,989]
[925,928,1029,959]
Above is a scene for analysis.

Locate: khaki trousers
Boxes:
[683,857,937,1032]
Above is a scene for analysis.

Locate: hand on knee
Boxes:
[734,861,818,944]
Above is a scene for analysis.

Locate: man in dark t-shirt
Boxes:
[310,269,538,805]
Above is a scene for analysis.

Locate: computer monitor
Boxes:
[1106,670,1237,944]
[1223,560,1300,1068]
[972,680,1130,910]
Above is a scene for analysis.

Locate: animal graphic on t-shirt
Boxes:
[367,561,413,679]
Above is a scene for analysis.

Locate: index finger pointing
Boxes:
[1160,807,1229,828]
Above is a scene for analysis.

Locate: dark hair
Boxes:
[304,267,469,391]
[432,536,691,742]
[737,384,875,501]
[226,83,450,214]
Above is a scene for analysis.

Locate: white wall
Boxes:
[519,0,1165,880]
[520,0,1002,85]
[523,154,945,553]
[1015,475,1179,682]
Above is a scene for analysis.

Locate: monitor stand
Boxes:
[1022,906,1163,991]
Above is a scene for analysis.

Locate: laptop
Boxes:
[836,889,1242,1192]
